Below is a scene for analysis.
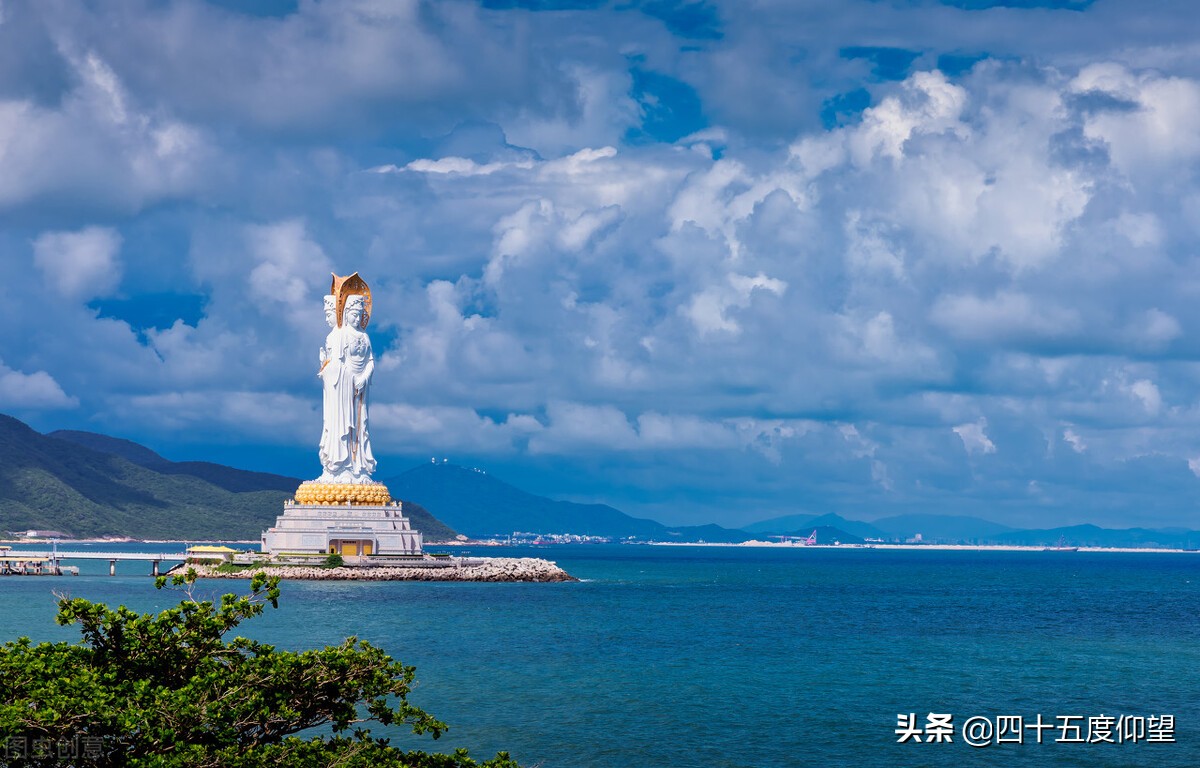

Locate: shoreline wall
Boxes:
[171,557,577,582]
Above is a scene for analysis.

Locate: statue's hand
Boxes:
[354,375,366,392]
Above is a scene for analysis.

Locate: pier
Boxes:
[0,550,188,577]
[0,556,78,576]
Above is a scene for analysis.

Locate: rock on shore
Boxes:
[172,557,577,582]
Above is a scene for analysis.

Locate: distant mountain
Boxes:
[741,509,1200,548]
[47,430,167,467]
[19,416,1196,548]
[0,415,458,541]
[50,430,299,493]
[395,500,460,544]
[662,523,752,543]
[0,415,287,539]
[742,513,821,534]
[992,524,1200,549]
[870,513,1015,542]
[385,462,752,541]
[788,513,886,540]
[786,526,865,545]
[744,512,887,540]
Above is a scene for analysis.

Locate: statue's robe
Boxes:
[318,323,376,481]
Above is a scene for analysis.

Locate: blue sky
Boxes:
[3,0,1200,530]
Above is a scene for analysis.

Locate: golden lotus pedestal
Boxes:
[292,481,392,506]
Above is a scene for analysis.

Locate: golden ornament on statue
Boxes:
[292,480,392,506]
[330,272,372,329]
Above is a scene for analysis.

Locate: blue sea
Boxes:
[2,543,1199,767]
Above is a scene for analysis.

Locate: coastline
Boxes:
[647,541,1200,553]
[0,538,263,545]
[7,538,1193,555]
[0,538,461,546]
[170,557,578,582]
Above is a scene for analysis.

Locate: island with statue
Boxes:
[180,272,574,583]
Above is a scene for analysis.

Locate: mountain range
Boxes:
[744,512,1016,542]
[0,415,457,541]
[741,511,1200,548]
[384,461,752,541]
[1,414,752,542]
[3,413,1196,548]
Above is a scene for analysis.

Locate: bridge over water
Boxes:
[6,550,190,576]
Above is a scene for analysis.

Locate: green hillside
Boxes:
[0,415,459,542]
[0,415,284,539]
[396,499,460,543]
[50,430,300,492]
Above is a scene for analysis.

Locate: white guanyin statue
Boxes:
[317,294,337,468]
[318,292,376,483]
[322,294,337,332]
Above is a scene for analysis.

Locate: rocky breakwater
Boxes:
[173,557,577,583]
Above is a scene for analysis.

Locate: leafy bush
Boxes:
[214,562,260,574]
[0,570,520,767]
[324,552,345,567]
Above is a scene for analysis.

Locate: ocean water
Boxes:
[1,543,1199,767]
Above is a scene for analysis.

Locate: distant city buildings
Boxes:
[507,532,614,544]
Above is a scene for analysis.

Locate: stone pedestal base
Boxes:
[262,502,422,557]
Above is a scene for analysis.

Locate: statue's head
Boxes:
[323,295,337,329]
[344,294,366,329]
[331,273,372,329]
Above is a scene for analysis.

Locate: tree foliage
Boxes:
[0,571,519,768]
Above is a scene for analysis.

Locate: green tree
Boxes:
[0,570,520,768]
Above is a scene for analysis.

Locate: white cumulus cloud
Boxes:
[954,418,997,455]
[33,226,122,300]
[0,360,78,409]
[1127,379,1162,415]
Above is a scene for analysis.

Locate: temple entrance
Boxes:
[331,539,374,556]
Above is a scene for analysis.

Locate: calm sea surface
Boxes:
[2,543,1199,767]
